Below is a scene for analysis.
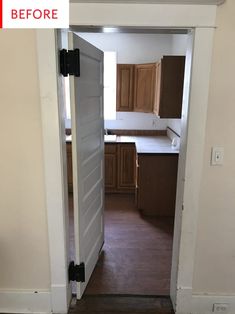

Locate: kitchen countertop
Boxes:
[67,132,180,154]
[104,135,179,154]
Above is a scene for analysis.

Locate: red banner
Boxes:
[0,0,2,28]
[0,0,68,29]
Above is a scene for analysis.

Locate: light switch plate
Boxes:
[211,147,224,166]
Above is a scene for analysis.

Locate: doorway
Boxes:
[65,29,188,300]
[37,7,216,311]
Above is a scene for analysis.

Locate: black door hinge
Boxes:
[68,261,85,282]
[60,49,80,77]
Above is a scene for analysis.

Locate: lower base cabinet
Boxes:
[104,144,117,191]
[137,154,178,216]
[105,143,136,193]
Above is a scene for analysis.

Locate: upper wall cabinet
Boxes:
[133,63,156,113]
[116,64,134,111]
[154,56,185,118]
[116,56,185,117]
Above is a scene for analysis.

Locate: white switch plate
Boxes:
[213,303,229,313]
[211,147,224,166]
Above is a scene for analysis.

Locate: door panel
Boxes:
[69,33,104,298]
[117,144,136,190]
[116,64,134,111]
[105,154,117,189]
[133,63,155,113]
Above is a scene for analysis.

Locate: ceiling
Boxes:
[70,0,225,5]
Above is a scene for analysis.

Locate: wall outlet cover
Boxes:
[211,147,224,166]
[213,303,229,313]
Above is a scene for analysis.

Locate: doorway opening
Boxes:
[64,27,190,305]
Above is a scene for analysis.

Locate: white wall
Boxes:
[193,0,235,295]
[105,112,168,130]
[167,119,181,136]
[171,34,188,55]
[78,32,173,63]
[0,30,51,311]
[77,32,186,131]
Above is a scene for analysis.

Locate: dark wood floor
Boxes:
[69,194,174,295]
[70,295,174,314]
[69,194,174,313]
[84,194,174,296]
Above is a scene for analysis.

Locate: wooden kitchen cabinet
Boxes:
[154,56,185,118]
[133,63,156,113]
[116,64,134,111]
[116,63,155,113]
[66,142,73,193]
[137,154,178,216]
[117,57,184,116]
[117,144,136,193]
[105,143,136,193]
[104,144,117,192]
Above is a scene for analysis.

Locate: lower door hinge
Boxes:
[68,261,85,282]
[60,49,80,77]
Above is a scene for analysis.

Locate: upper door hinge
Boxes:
[60,49,80,77]
[68,261,85,282]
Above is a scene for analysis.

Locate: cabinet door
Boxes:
[105,144,117,191]
[116,64,134,111]
[157,56,185,118]
[133,63,156,113]
[138,154,178,216]
[117,144,136,192]
[66,142,73,193]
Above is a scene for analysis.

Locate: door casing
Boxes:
[36,3,216,313]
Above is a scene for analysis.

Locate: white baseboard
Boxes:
[51,284,71,314]
[175,287,235,314]
[0,290,51,313]
[175,286,193,314]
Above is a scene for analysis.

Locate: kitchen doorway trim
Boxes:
[37,3,216,313]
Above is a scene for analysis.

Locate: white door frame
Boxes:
[36,29,72,314]
[37,3,216,314]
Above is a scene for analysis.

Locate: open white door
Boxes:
[69,32,104,299]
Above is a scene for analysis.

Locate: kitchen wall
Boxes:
[0,29,50,295]
[78,32,173,63]
[171,34,188,55]
[105,112,168,130]
[167,119,181,136]
[76,32,187,133]
[193,0,235,295]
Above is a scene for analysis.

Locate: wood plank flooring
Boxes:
[69,193,174,313]
[85,194,174,295]
[70,295,174,314]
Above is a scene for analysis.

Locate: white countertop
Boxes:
[67,132,180,154]
[105,135,179,154]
